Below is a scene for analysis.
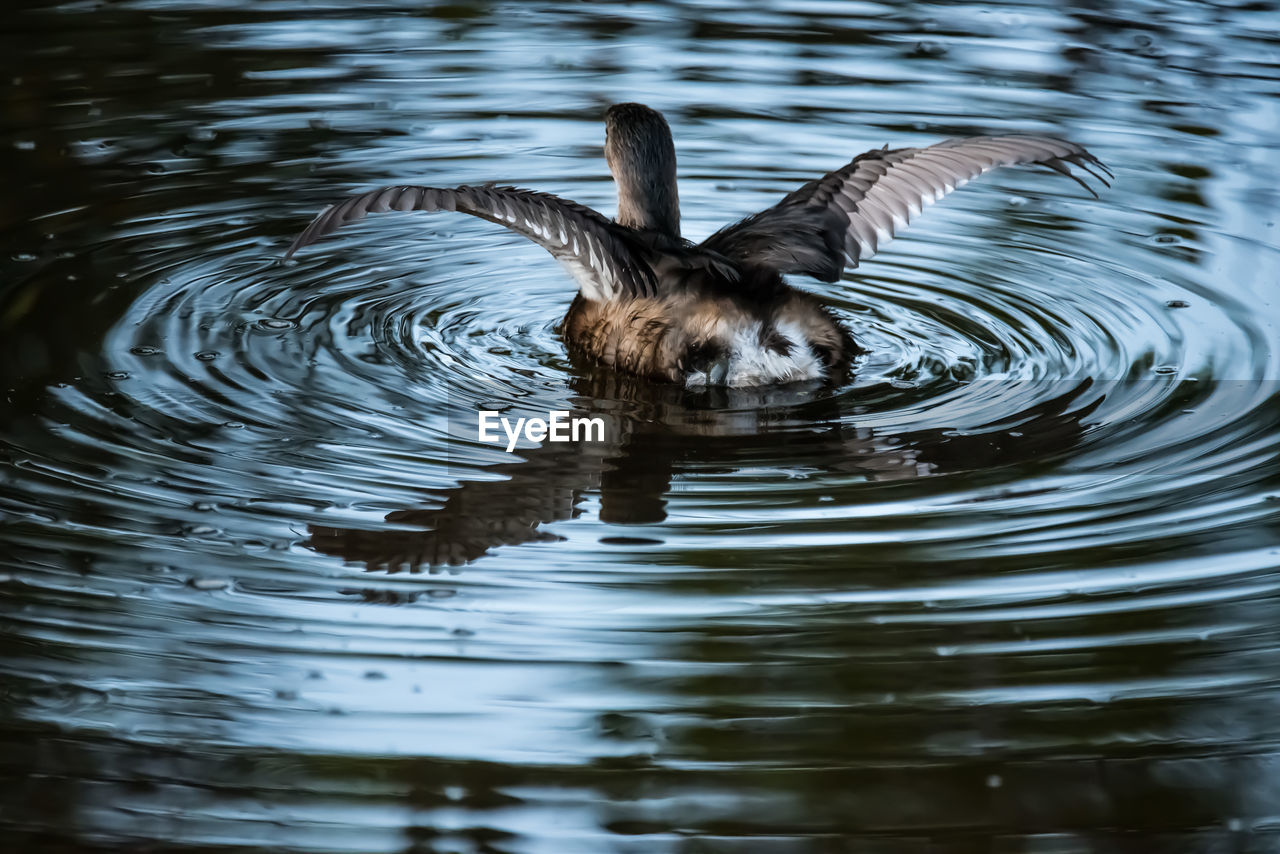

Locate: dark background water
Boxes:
[2,1,1279,851]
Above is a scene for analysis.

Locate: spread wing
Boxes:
[284,184,658,300]
[702,135,1112,282]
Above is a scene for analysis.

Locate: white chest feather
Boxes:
[684,318,825,388]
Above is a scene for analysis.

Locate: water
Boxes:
[2,0,1279,850]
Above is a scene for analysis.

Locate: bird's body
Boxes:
[563,283,850,386]
[286,104,1109,387]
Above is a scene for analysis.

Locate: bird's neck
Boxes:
[613,156,680,239]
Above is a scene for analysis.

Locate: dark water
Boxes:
[2,0,1279,850]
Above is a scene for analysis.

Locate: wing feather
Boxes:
[703,134,1110,282]
[284,184,657,301]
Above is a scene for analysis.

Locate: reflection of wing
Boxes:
[899,379,1102,472]
[308,452,588,570]
[309,493,569,570]
[306,420,661,570]
[285,185,658,301]
[703,136,1111,281]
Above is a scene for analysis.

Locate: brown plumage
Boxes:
[285,103,1110,387]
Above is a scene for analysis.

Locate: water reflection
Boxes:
[2,0,1280,850]
[311,377,1104,571]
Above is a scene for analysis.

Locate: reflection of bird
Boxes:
[287,103,1109,387]
[308,378,1102,571]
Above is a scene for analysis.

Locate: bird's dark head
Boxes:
[604,103,673,150]
[604,103,680,238]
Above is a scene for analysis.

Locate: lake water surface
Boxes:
[2,1,1279,851]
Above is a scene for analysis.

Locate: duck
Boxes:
[285,103,1109,387]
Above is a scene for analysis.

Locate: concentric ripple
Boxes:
[2,0,1280,850]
